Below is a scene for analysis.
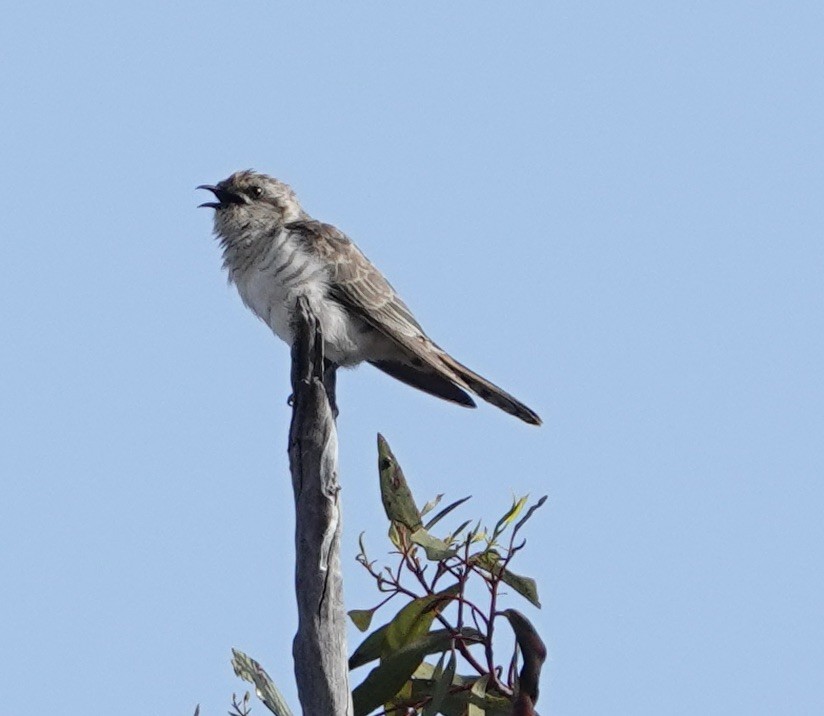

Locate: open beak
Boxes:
[197,184,244,209]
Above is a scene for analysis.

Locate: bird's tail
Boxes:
[439,354,542,426]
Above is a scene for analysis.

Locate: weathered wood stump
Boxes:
[288,297,352,714]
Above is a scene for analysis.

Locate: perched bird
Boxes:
[198,170,541,425]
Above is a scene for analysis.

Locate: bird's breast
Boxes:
[231,232,369,365]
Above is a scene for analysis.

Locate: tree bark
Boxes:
[288,297,352,715]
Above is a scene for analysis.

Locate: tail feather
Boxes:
[438,354,542,426]
[369,359,477,408]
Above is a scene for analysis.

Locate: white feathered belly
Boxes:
[232,237,376,366]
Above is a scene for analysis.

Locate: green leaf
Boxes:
[384,584,460,654]
[473,552,541,608]
[351,637,436,716]
[492,495,529,540]
[512,495,548,538]
[349,623,389,670]
[424,495,472,530]
[351,617,470,716]
[350,627,480,675]
[422,651,457,716]
[387,521,402,549]
[468,674,490,715]
[448,519,473,542]
[377,434,422,531]
[413,660,438,680]
[349,587,463,670]
[411,527,458,561]
[387,677,413,711]
[409,626,483,660]
[348,608,375,632]
[431,651,447,680]
[499,568,541,609]
[467,519,484,543]
[420,493,444,517]
[231,648,293,716]
[407,677,512,716]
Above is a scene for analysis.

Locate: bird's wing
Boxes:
[288,220,478,403]
[286,220,541,425]
[286,220,437,349]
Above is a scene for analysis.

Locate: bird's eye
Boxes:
[250,186,263,198]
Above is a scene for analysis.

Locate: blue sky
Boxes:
[1,2,822,714]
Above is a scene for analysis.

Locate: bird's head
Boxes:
[198,170,305,239]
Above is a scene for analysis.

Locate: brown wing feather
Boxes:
[438,354,542,425]
[286,220,541,425]
[369,359,477,408]
[286,220,452,369]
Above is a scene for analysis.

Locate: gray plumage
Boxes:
[199,170,541,426]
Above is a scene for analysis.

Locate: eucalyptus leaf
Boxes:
[512,495,548,539]
[473,552,541,608]
[348,608,375,632]
[424,495,472,530]
[422,651,457,716]
[492,495,528,540]
[352,618,469,716]
[351,586,461,669]
[231,648,293,716]
[350,623,389,669]
[384,584,459,654]
[407,678,513,716]
[351,637,435,716]
[498,569,541,609]
[421,493,444,517]
[467,674,490,716]
[350,625,480,670]
[411,527,458,560]
[448,519,473,542]
[377,434,423,531]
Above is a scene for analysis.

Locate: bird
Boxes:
[198,170,541,425]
